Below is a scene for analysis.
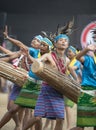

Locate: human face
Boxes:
[40,42,49,54]
[31,38,41,49]
[93,34,96,43]
[67,49,76,60]
[55,38,69,50]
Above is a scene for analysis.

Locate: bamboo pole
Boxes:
[0,61,28,87]
[32,60,81,103]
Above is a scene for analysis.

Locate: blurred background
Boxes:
[0,0,96,50]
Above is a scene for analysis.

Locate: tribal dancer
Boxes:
[71,30,96,130]
[22,34,78,130]
[0,33,42,130]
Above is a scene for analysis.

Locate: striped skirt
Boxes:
[9,84,21,100]
[14,77,41,109]
[77,86,96,127]
[34,84,64,119]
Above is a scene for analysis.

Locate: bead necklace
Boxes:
[55,51,66,67]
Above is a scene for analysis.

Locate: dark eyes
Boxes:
[41,43,48,47]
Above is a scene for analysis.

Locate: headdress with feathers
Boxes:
[41,17,76,42]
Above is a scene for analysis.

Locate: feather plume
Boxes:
[41,17,76,42]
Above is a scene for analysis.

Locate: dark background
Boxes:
[0,0,96,50]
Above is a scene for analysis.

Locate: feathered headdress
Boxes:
[56,17,74,36]
[41,17,75,42]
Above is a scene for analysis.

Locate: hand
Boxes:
[3,25,8,38]
[3,32,8,38]
[20,47,29,56]
[87,44,96,51]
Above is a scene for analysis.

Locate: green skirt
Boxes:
[77,86,96,127]
[14,77,41,109]
[64,96,74,108]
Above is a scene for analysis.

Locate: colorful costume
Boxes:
[15,35,43,108]
[9,57,24,101]
[9,84,21,100]
[65,59,81,107]
[65,46,82,108]
[14,77,41,109]
[34,51,66,119]
[77,55,96,127]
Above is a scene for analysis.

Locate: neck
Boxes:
[40,50,49,56]
[56,49,65,57]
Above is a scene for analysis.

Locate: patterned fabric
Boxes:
[9,84,21,100]
[14,47,40,108]
[51,51,66,74]
[34,84,64,119]
[34,51,66,119]
[77,86,96,127]
[10,55,31,100]
[15,78,41,109]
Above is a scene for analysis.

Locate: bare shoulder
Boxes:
[66,56,70,65]
[45,53,51,57]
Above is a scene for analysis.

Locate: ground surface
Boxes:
[0,93,93,130]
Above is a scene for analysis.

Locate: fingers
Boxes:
[20,47,29,56]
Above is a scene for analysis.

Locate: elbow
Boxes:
[68,66,73,72]
[75,55,79,60]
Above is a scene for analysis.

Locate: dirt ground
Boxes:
[0,93,93,130]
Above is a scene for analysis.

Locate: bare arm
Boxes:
[76,48,88,63]
[20,46,57,67]
[37,53,57,68]
[3,32,28,49]
[70,66,78,71]
[68,66,79,82]
[0,51,21,62]
[76,44,96,63]
[37,53,49,62]
[66,57,79,82]
[20,48,35,63]
[27,54,35,63]
[0,46,13,55]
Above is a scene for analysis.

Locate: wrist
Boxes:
[6,35,9,39]
[85,47,89,52]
